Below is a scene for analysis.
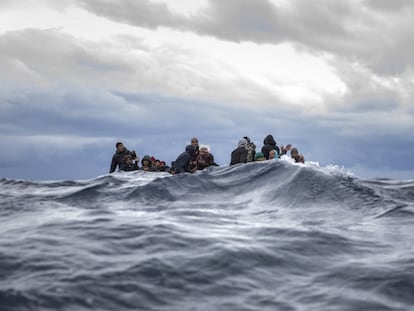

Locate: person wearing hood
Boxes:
[174,145,197,174]
[230,138,249,165]
[140,155,156,172]
[261,135,280,160]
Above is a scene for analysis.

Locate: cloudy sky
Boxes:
[1,0,413,180]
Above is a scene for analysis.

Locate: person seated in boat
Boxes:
[254,152,266,161]
[158,161,169,172]
[120,154,139,171]
[174,145,197,174]
[244,136,256,162]
[262,135,293,159]
[140,155,156,171]
[196,146,215,170]
[291,147,305,163]
[261,135,280,160]
[109,142,137,173]
[268,149,278,160]
[230,137,249,165]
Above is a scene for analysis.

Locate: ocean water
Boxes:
[1,159,413,311]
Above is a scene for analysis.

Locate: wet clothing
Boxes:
[110,147,132,173]
[230,138,249,165]
[261,135,280,160]
[174,145,197,173]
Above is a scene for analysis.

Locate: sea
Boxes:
[1,158,413,311]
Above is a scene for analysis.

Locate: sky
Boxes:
[0,0,413,181]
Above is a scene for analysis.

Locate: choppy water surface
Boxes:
[1,159,413,311]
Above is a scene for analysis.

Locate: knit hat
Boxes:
[255,152,265,160]
[238,138,248,148]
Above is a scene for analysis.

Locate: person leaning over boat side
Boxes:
[109,142,136,173]
[174,145,197,174]
[291,147,305,163]
[230,137,249,165]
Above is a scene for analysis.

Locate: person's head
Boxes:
[124,155,132,164]
[159,161,166,171]
[191,137,199,146]
[116,142,124,153]
[238,138,248,149]
[291,148,299,157]
[142,155,151,167]
[154,159,161,167]
[255,152,266,161]
[269,149,277,159]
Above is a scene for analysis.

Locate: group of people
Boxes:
[109,135,305,174]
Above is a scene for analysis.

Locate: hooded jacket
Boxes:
[174,145,196,173]
[261,135,280,160]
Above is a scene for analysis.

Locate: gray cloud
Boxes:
[1,1,414,180]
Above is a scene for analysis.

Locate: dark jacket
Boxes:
[261,135,280,160]
[174,145,196,173]
[230,147,248,165]
[110,147,131,173]
[230,138,249,165]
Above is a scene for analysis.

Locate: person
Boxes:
[120,154,139,171]
[254,152,266,161]
[261,135,280,160]
[291,148,305,163]
[189,137,199,171]
[269,149,278,160]
[230,137,249,165]
[262,135,292,159]
[174,145,197,174]
[158,161,169,172]
[196,146,215,170]
[109,142,135,173]
[244,136,256,162]
[140,155,156,171]
[190,137,200,155]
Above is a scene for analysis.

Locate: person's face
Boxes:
[191,139,198,146]
[117,144,124,153]
[126,158,132,164]
[269,151,275,159]
[143,160,150,166]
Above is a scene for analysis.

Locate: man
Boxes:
[174,145,197,174]
[196,146,215,170]
[109,142,134,173]
[230,137,249,165]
